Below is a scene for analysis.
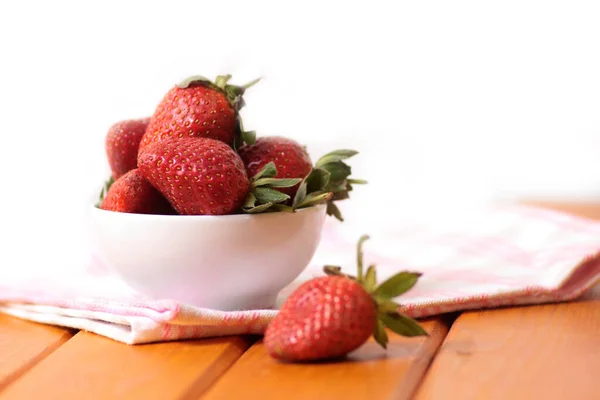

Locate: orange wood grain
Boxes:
[201,318,450,400]
[0,314,73,391]
[415,285,600,400]
[521,199,600,220]
[0,331,254,400]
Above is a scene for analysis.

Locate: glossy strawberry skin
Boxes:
[138,137,249,215]
[237,136,313,197]
[139,84,237,152]
[100,169,174,215]
[105,118,150,179]
[264,276,377,362]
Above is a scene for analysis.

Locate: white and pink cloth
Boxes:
[0,203,599,344]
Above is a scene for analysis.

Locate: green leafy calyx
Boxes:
[242,162,301,214]
[323,235,428,349]
[95,176,115,208]
[176,74,260,148]
[292,149,366,222]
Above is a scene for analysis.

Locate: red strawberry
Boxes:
[264,235,428,362]
[105,118,150,179]
[139,74,259,152]
[99,169,174,215]
[266,275,376,361]
[238,136,312,197]
[138,137,250,215]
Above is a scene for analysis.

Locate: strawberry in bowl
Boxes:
[90,74,365,311]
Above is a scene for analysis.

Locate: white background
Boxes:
[1,0,600,274]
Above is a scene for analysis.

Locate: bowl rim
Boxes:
[90,202,327,221]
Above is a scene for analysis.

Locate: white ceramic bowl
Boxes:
[89,204,327,311]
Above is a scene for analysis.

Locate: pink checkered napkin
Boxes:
[0,203,598,344]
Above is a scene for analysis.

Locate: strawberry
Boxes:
[238,140,367,220]
[105,118,150,179]
[139,74,259,152]
[138,137,248,215]
[264,235,428,362]
[266,275,376,361]
[237,136,313,198]
[99,169,174,215]
[137,137,300,215]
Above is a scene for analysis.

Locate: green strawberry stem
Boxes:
[242,77,262,90]
[323,235,428,348]
[356,234,369,281]
[235,118,256,149]
[241,162,302,214]
[95,176,115,207]
[176,74,259,148]
[291,149,366,221]
[214,74,232,89]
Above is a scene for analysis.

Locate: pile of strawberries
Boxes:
[99,74,362,220]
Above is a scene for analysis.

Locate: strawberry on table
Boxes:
[139,74,259,152]
[105,118,150,179]
[264,235,427,362]
[99,169,174,215]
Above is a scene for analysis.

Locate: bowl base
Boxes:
[168,292,280,312]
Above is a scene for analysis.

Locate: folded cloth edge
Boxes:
[0,256,597,344]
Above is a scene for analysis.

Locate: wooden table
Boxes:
[0,202,598,400]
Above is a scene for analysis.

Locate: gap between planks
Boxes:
[0,331,257,400]
[415,288,600,400]
[416,201,600,400]
[0,314,75,392]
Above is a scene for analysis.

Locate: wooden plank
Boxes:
[521,200,600,220]
[415,285,600,400]
[0,314,74,392]
[202,318,450,400]
[0,331,254,400]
